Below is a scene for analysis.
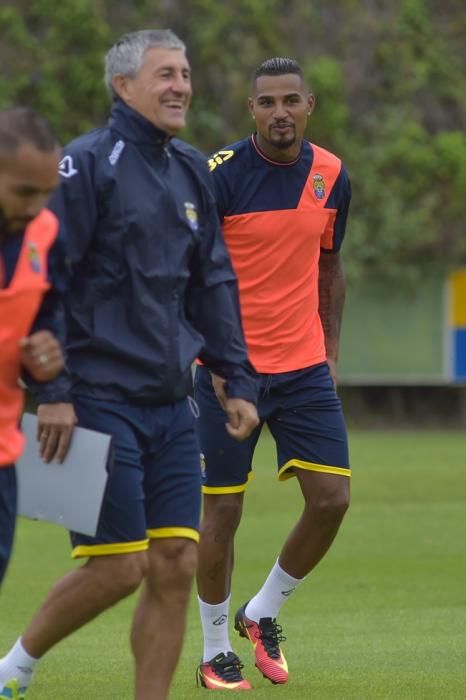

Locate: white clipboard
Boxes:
[16,413,111,537]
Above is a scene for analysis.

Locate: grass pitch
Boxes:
[1,429,465,699]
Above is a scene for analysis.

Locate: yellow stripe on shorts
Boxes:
[71,539,149,559]
[278,458,351,481]
[147,527,199,543]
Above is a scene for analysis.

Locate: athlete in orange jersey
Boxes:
[196,58,351,690]
[0,108,66,593]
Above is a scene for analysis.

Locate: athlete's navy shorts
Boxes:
[194,363,350,494]
[0,465,17,586]
[70,395,202,559]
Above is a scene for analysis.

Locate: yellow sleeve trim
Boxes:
[147,527,200,543]
[278,459,351,481]
[71,539,149,559]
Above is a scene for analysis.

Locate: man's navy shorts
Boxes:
[194,362,350,494]
[0,465,17,585]
[70,395,202,558]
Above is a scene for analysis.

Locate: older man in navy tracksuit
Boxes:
[0,30,258,700]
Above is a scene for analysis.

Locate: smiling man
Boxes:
[0,30,259,700]
[195,58,352,691]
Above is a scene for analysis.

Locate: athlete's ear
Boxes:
[248,97,255,119]
[307,94,316,117]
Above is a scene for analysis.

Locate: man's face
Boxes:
[114,47,192,135]
[249,74,315,151]
[0,143,60,235]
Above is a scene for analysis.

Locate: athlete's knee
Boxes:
[303,475,350,526]
[313,486,350,525]
[87,551,147,599]
[148,538,198,592]
[202,493,244,537]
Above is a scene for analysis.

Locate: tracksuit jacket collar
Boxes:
[108,99,171,146]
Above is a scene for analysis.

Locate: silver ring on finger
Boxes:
[38,354,49,366]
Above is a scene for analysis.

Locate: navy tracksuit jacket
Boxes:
[36,100,257,406]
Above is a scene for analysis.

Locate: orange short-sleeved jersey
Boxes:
[208,136,351,374]
[0,209,58,465]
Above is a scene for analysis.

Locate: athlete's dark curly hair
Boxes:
[251,57,307,92]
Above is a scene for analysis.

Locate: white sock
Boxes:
[0,638,38,689]
[198,595,233,662]
[245,560,304,621]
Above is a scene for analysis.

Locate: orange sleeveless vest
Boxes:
[222,143,342,373]
[0,209,59,466]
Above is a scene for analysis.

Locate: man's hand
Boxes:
[211,373,259,441]
[224,398,259,441]
[37,403,77,463]
[19,330,64,382]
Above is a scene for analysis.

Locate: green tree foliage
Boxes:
[1,0,464,284]
[0,0,112,136]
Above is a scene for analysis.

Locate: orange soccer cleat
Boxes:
[234,603,288,684]
[197,651,252,691]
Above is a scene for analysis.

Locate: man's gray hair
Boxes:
[104,29,186,98]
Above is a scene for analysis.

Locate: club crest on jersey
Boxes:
[28,242,41,273]
[184,201,198,232]
[208,150,234,172]
[313,173,326,200]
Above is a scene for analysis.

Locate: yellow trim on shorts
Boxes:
[147,527,200,543]
[71,539,149,559]
[278,458,352,481]
[202,472,254,495]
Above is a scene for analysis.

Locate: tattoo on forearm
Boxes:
[318,254,346,361]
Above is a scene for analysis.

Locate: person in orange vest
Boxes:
[195,58,352,690]
[0,107,67,588]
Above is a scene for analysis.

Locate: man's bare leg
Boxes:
[197,492,244,603]
[0,552,146,693]
[278,470,350,578]
[23,552,147,656]
[131,538,198,700]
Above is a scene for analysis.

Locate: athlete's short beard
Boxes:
[273,136,296,150]
[0,204,9,235]
[268,124,297,150]
[270,133,297,150]
[0,204,31,236]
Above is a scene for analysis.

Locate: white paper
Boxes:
[16,413,111,537]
